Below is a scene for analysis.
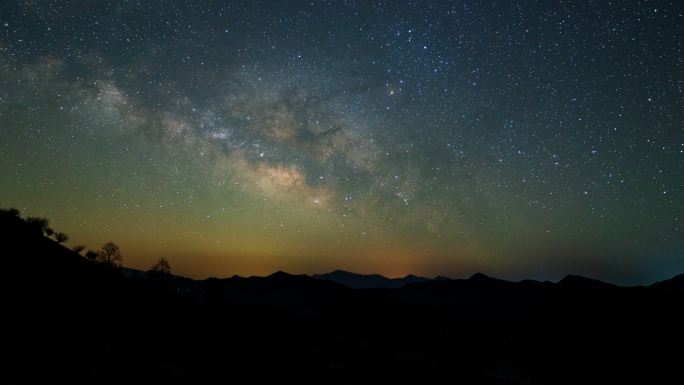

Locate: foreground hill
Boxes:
[2,211,684,384]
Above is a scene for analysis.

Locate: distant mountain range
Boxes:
[5,207,684,384]
[311,270,430,288]
[119,265,684,291]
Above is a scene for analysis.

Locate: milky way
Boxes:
[0,1,682,283]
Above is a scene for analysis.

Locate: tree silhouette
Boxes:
[98,242,123,267]
[26,217,50,237]
[0,207,20,217]
[72,245,86,254]
[45,227,54,238]
[149,258,171,275]
[85,250,98,261]
[55,232,69,244]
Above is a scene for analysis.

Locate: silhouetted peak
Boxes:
[520,279,541,284]
[323,270,383,278]
[559,274,615,289]
[314,270,384,280]
[468,272,495,282]
[312,270,427,289]
[269,270,293,279]
[663,273,684,282]
[331,269,354,275]
[399,274,429,285]
[650,273,684,290]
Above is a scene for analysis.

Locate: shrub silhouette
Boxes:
[26,216,50,237]
[0,207,20,217]
[85,250,99,261]
[72,245,86,254]
[55,232,69,244]
[0,207,23,234]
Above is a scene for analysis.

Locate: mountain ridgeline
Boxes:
[311,270,430,288]
[2,208,684,384]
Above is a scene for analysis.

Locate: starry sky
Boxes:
[0,1,682,284]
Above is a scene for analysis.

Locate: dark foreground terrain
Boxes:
[2,212,683,384]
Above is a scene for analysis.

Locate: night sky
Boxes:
[0,1,682,284]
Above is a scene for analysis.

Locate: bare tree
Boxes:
[98,242,123,267]
[72,245,86,254]
[149,258,171,275]
[55,232,69,244]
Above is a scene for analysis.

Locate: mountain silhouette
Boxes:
[649,273,684,291]
[312,269,429,288]
[558,274,617,290]
[3,208,684,384]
